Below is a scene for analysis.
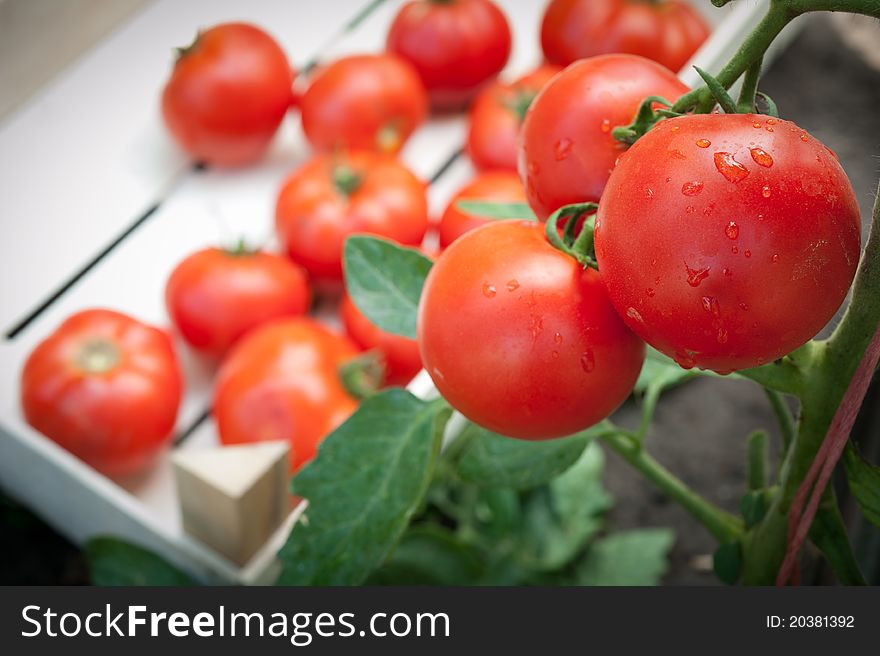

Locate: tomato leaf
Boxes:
[277,389,452,585]
[843,443,880,528]
[85,537,196,586]
[576,528,674,586]
[519,443,613,570]
[366,524,487,585]
[455,200,537,220]
[456,421,597,489]
[343,236,433,339]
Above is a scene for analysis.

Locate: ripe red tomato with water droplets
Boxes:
[519,54,688,220]
[541,0,710,73]
[20,309,183,476]
[165,247,311,357]
[418,220,645,439]
[438,170,526,248]
[340,294,423,387]
[161,23,294,167]
[213,318,359,471]
[595,113,861,373]
[300,54,428,155]
[275,151,428,281]
[387,0,512,110]
[467,65,562,172]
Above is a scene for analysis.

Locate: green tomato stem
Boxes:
[601,432,744,543]
[736,58,763,113]
[763,387,796,454]
[809,493,868,585]
[746,430,768,491]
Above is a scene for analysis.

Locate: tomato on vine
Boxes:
[300,54,428,155]
[20,309,183,475]
[387,0,512,109]
[165,246,311,357]
[438,170,527,248]
[541,0,710,73]
[213,318,359,471]
[519,54,688,219]
[275,151,429,281]
[161,23,294,167]
[467,65,562,172]
[418,220,645,439]
[595,113,861,373]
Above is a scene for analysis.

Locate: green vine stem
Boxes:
[601,432,744,543]
[673,0,880,115]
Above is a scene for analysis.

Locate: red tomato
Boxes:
[165,247,311,357]
[161,23,294,167]
[387,0,512,109]
[418,221,644,439]
[519,54,688,219]
[595,114,861,373]
[541,0,710,73]
[275,151,429,281]
[213,318,359,471]
[20,309,182,475]
[467,65,562,172]
[300,54,428,155]
[438,171,526,248]
[340,294,423,386]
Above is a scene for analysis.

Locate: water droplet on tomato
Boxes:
[713,152,749,182]
[717,328,729,344]
[725,221,739,239]
[739,302,749,311]
[674,351,696,369]
[665,176,672,183]
[723,267,732,277]
[531,315,544,338]
[696,139,711,148]
[800,133,809,142]
[752,122,761,129]
[482,283,496,298]
[681,181,704,196]
[626,307,644,323]
[685,206,695,214]
[685,263,710,287]
[701,296,720,317]
[551,350,559,360]
[732,246,739,254]
[749,147,773,168]
[766,118,777,125]
[600,119,611,133]
[554,138,572,161]
[581,350,596,373]
[506,279,519,291]
[765,126,774,132]
[670,149,686,160]
[554,332,563,344]
[646,288,655,297]
[771,254,779,263]
[670,125,680,133]
[761,185,771,198]
[645,188,654,199]
[744,250,752,258]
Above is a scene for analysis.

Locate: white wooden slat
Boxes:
[0,0,373,334]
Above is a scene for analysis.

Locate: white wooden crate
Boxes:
[0,0,796,584]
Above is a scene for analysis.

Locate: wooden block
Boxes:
[172,441,291,566]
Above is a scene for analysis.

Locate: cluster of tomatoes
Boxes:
[19,0,861,482]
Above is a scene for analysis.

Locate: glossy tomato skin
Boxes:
[519,54,688,220]
[275,151,429,281]
[595,114,861,373]
[213,318,359,471]
[439,170,526,248]
[300,54,428,155]
[541,0,710,72]
[418,221,645,439]
[165,247,311,357]
[387,0,512,109]
[161,23,294,167]
[467,65,562,172]
[20,309,183,475]
[340,294,423,386]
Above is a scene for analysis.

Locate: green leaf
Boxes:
[713,542,742,585]
[520,443,613,570]
[740,490,767,528]
[843,443,880,528]
[455,200,537,220]
[85,537,196,586]
[277,389,452,585]
[343,236,433,339]
[366,525,486,585]
[456,422,595,490]
[576,528,674,586]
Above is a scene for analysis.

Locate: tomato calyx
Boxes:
[173,31,203,63]
[544,202,600,269]
[76,338,121,374]
[503,90,537,124]
[223,237,258,257]
[332,163,363,197]
[338,350,387,400]
[611,95,681,146]
[375,121,403,154]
